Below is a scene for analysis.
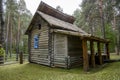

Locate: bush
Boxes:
[0,48,5,57]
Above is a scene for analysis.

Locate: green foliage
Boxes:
[19,35,28,54]
[105,24,116,52]
[5,0,32,56]
[73,0,118,52]
[0,48,5,56]
[17,0,32,54]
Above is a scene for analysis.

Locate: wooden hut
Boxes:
[25,2,110,71]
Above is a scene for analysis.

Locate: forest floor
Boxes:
[0,53,120,80]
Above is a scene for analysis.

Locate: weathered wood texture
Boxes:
[30,22,50,66]
[68,56,83,68]
[97,42,102,65]
[68,36,83,67]
[48,28,54,67]
[90,41,95,68]
[28,33,31,62]
[82,39,89,71]
[53,33,68,68]
[38,1,75,24]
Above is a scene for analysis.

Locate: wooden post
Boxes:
[97,42,102,65]
[28,33,31,62]
[19,52,23,64]
[82,39,89,71]
[90,41,95,68]
[106,43,110,60]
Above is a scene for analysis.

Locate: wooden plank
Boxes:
[97,42,102,65]
[30,25,49,66]
[53,33,67,68]
[69,56,83,68]
[90,41,95,68]
[31,48,48,51]
[67,36,83,68]
[82,39,89,71]
[28,33,31,62]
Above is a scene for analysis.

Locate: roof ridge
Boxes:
[37,1,75,24]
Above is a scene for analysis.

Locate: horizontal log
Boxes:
[54,57,65,61]
[70,62,83,65]
[70,58,83,61]
[31,51,48,54]
[31,48,48,51]
[38,62,49,66]
[31,42,48,44]
[54,55,66,58]
[31,54,49,57]
[37,59,49,61]
[53,64,67,68]
[31,50,48,52]
[31,45,48,48]
[54,62,66,65]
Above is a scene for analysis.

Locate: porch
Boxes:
[82,36,110,71]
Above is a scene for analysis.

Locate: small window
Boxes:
[38,24,41,30]
[34,35,39,49]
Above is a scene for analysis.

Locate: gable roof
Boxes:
[25,1,88,35]
[25,1,110,43]
[37,11,88,35]
[37,1,75,24]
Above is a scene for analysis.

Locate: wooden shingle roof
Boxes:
[25,1,109,43]
[37,1,75,24]
[25,1,88,36]
[37,11,88,35]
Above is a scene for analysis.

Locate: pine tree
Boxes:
[5,0,32,60]
[0,0,4,45]
[73,0,117,52]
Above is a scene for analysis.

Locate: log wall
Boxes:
[30,22,50,66]
[68,36,83,67]
[53,33,68,68]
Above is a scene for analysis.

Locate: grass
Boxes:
[0,54,120,80]
[5,54,28,62]
[110,53,120,60]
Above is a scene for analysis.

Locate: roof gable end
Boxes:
[37,1,75,24]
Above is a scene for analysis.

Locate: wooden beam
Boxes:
[106,43,110,60]
[28,33,31,62]
[82,39,89,71]
[83,36,110,43]
[90,41,95,68]
[19,52,23,64]
[97,42,102,65]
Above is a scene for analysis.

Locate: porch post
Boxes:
[97,42,102,65]
[106,43,110,60]
[90,41,95,68]
[28,33,31,62]
[82,39,89,71]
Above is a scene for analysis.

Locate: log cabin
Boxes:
[25,1,110,71]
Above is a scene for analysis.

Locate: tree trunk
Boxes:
[99,0,105,39]
[117,19,120,55]
[0,0,4,45]
[99,0,106,54]
[114,12,119,55]
[16,15,20,61]
[6,13,10,60]
[10,20,12,58]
